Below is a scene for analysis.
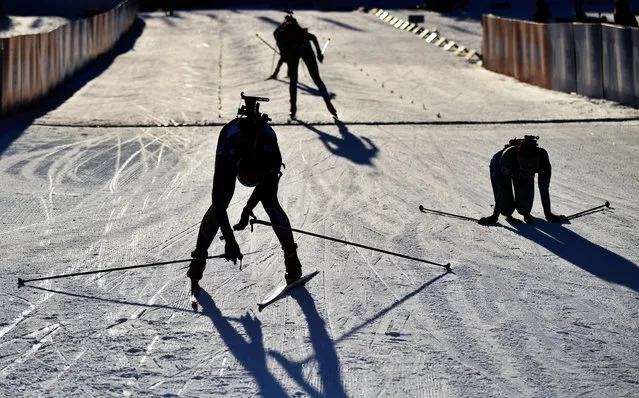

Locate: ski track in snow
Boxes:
[0,8,638,397]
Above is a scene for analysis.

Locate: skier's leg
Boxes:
[490,171,515,218]
[260,175,302,282]
[188,204,219,281]
[483,153,514,220]
[287,58,299,118]
[303,52,336,116]
[269,57,284,79]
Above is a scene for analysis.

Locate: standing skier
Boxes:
[478,135,567,225]
[273,13,337,120]
[188,93,303,291]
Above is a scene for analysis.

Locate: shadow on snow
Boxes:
[511,219,639,293]
[299,120,378,166]
[198,287,346,397]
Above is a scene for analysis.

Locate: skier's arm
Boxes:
[211,156,237,241]
[537,148,552,215]
[308,32,321,54]
[307,32,324,62]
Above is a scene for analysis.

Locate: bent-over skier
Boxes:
[478,135,567,225]
[188,93,302,290]
[273,13,337,120]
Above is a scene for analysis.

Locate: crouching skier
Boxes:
[478,135,567,225]
[188,93,302,299]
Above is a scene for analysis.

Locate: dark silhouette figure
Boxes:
[479,136,566,225]
[533,0,552,23]
[188,93,302,287]
[614,0,639,27]
[272,14,337,120]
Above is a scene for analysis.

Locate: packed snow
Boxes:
[1,9,638,397]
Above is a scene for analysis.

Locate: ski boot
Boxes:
[284,249,302,284]
[289,104,297,121]
[187,248,207,281]
[326,101,338,121]
[478,212,499,225]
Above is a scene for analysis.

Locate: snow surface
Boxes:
[1,9,638,397]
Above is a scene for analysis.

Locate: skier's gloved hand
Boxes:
[224,236,243,265]
[545,212,567,223]
[478,213,499,225]
[233,208,255,231]
[317,53,324,63]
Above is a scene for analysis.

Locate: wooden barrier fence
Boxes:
[0,0,138,117]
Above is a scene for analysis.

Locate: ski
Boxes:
[258,270,319,308]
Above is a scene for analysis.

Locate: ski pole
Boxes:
[255,33,280,55]
[17,254,225,287]
[419,205,479,222]
[321,38,331,55]
[250,218,451,270]
[566,201,610,220]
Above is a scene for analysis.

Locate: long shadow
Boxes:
[0,17,146,157]
[270,77,336,100]
[299,121,378,166]
[268,288,347,398]
[256,15,282,27]
[511,220,639,293]
[197,288,288,397]
[317,17,366,32]
[0,15,13,32]
[293,271,450,367]
[297,81,336,99]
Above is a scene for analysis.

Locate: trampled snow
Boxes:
[0,9,638,397]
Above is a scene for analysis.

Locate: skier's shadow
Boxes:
[268,288,347,398]
[300,121,378,166]
[197,289,288,396]
[296,81,336,100]
[511,220,639,293]
[271,76,336,100]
